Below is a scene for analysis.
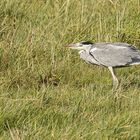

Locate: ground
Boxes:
[0,0,140,139]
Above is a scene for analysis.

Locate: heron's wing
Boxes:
[90,43,140,67]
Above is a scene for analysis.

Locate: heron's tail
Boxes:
[130,62,140,65]
[130,57,140,65]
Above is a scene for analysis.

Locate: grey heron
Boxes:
[67,41,140,88]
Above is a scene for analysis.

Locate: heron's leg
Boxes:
[108,66,119,89]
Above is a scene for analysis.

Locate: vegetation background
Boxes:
[0,0,140,139]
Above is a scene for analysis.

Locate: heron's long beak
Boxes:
[67,43,75,48]
[66,43,79,49]
[66,43,83,50]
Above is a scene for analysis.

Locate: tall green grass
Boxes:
[0,0,140,139]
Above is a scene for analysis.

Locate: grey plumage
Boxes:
[67,41,140,88]
[90,42,140,67]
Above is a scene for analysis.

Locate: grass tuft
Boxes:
[0,0,140,139]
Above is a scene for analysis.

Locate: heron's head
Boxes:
[67,41,93,50]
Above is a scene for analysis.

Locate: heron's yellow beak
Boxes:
[67,43,84,50]
[67,43,75,48]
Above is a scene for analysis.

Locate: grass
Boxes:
[0,0,140,139]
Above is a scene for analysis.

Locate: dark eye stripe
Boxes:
[81,41,93,45]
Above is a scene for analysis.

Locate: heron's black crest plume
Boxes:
[81,41,93,45]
